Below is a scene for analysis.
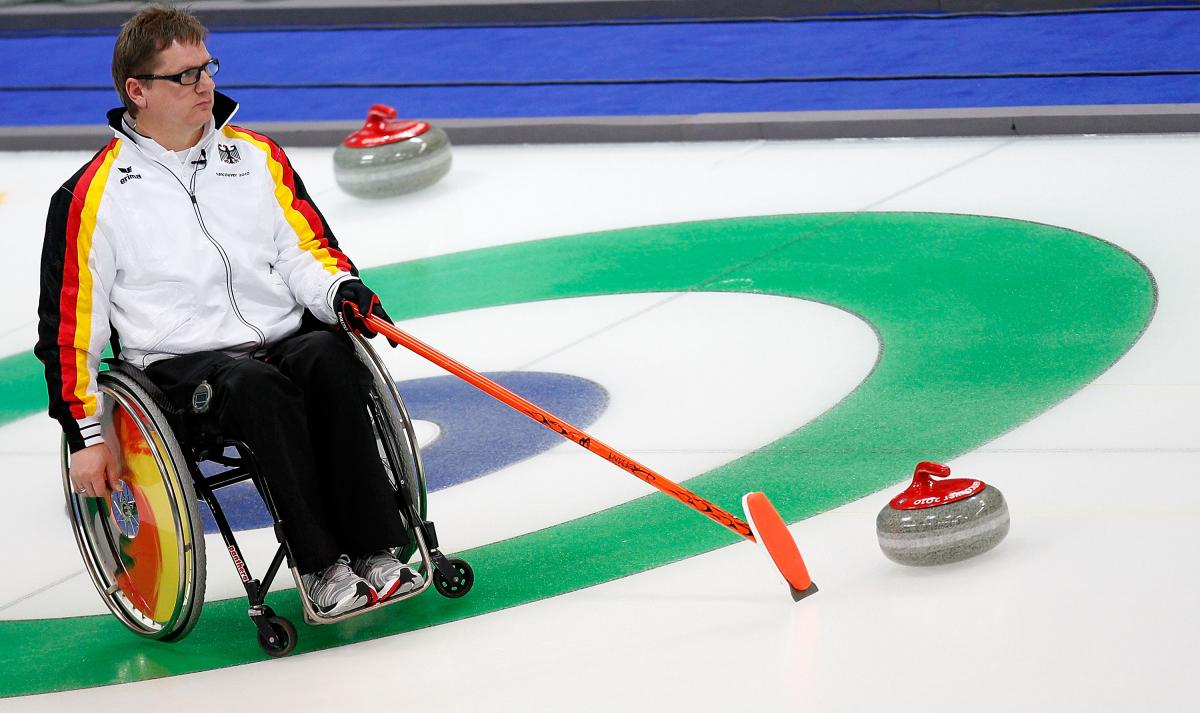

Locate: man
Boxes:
[35,4,421,617]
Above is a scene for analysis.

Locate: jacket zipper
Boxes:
[188,166,268,349]
[150,154,268,350]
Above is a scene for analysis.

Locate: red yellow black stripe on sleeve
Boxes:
[34,138,120,448]
[222,125,356,276]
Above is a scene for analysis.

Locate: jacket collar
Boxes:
[107,90,240,142]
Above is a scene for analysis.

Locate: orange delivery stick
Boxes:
[360,309,817,601]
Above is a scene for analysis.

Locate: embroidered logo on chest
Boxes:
[116,165,142,184]
[217,144,241,164]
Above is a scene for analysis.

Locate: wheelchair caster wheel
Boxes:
[257,615,297,658]
[433,557,473,599]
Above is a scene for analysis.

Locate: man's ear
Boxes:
[125,77,148,111]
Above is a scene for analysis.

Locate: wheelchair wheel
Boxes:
[433,557,474,599]
[62,368,206,642]
[350,334,428,563]
[257,615,297,658]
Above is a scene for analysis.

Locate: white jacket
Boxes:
[36,92,357,452]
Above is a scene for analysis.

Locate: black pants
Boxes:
[144,328,408,574]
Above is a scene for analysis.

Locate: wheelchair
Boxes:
[61,329,474,657]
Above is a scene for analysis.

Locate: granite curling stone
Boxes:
[876,461,1009,566]
[333,104,452,198]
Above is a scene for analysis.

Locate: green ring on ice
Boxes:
[0,212,1155,696]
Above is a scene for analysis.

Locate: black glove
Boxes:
[335,280,396,344]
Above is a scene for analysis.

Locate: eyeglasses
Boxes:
[133,58,219,86]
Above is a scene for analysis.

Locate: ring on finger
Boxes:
[76,487,88,495]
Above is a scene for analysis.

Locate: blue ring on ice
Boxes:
[197,371,608,533]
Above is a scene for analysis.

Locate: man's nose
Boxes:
[197,69,215,91]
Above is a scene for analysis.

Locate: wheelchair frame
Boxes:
[63,331,473,656]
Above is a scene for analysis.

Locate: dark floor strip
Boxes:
[3,104,1197,150]
[2,1,1199,32]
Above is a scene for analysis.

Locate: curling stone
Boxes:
[876,461,1009,566]
[333,104,452,199]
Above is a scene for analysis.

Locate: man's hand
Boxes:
[335,280,397,344]
[70,443,123,499]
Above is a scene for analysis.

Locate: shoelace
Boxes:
[311,556,357,596]
[363,553,392,568]
[355,552,393,573]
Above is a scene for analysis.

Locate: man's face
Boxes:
[131,40,215,130]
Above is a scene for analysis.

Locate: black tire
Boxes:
[257,615,298,658]
[350,334,428,563]
[433,558,474,599]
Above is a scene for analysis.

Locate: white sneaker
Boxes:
[300,554,376,616]
[353,550,424,601]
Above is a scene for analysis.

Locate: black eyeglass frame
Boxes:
[132,58,219,86]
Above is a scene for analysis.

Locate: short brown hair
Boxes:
[111,4,208,116]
